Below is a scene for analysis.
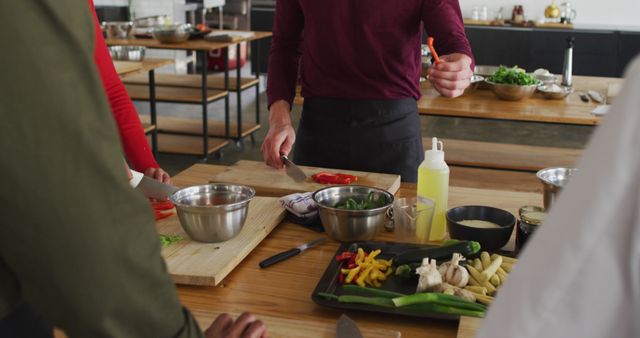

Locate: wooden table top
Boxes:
[293,75,624,126]
[106,31,272,51]
[170,164,540,337]
[114,58,173,78]
[417,75,623,125]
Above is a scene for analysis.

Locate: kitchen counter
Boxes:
[169,163,540,337]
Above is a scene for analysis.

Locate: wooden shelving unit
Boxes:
[141,115,259,139]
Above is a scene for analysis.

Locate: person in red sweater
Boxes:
[90,2,171,183]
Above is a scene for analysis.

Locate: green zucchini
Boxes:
[395,240,481,264]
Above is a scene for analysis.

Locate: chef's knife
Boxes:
[281,155,308,182]
[259,237,327,268]
[129,170,179,200]
[336,314,364,338]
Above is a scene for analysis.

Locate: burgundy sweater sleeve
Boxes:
[422,0,475,70]
[90,1,159,171]
[266,0,304,109]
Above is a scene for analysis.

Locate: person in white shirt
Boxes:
[476,56,640,338]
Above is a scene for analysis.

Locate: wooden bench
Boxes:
[122,73,259,92]
[424,138,582,172]
[124,84,228,104]
[139,115,260,139]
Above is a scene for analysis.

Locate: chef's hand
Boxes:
[261,100,296,169]
[428,53,473,98]
[144,167,172,184]
[205,313,268,338]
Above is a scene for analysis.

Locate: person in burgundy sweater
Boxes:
[262,0,475,182]
[90,2,171,183]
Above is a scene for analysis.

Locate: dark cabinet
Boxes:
[618,32,640,75]
[250,6,275,74]
[466,26,637,77]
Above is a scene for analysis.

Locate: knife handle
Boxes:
[259,248,302,268]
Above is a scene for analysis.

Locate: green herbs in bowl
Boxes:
[486,66,539,101]
[487,65,538,85]
[336,192,388,210]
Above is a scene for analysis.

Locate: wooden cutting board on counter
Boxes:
[192,310,401,338]
[210,160,401,197]
[113,61,143,76]
[456,316,483,338]
[156,196,285,286]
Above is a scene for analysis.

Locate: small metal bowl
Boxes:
[102,21,134,39]
[152,23,192,43]
[170,184,255,243]
[536,167,578,209]
[538,84,572,100]
[108,46,146,61]
[486,80,539,101]
[312,186,394,242]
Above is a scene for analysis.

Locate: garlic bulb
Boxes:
[438,253,470,287]
[416,258,442,292]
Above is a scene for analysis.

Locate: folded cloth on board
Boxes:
[279,192,324,232]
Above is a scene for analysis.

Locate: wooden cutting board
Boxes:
[157,196,285,286]
[456,316,483,338]
[191,309,401,338]
[210,160,401,197]
[113,61,143,76]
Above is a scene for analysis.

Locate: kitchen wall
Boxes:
[460,0,639,28]
[93,0,182,21]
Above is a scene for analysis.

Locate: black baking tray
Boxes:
[311,241,462,321]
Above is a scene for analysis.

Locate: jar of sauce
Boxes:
[516,205,545,252]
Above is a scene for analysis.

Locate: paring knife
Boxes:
[129,170,179,200]
[336,314,364,338]
[259,237,327,268]
[281,155,308,182]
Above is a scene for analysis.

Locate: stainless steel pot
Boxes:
[312,186,394,242]
[536,167,578,209]
[102,21,134,39]
[108,46,145,61]
[133,15,169,28]
[170,184,255,243]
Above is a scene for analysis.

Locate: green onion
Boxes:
[392,293,486,312]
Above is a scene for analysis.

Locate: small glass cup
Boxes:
[471,6,481,20]
[393,197,435,244]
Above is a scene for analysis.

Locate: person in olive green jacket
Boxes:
[0,1,266,337]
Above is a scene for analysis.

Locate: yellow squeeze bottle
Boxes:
[417,137,449,241]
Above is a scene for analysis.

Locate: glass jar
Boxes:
[516,206,545,252]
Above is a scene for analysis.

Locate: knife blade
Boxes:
[259,237,327,268]
[336,314,364,338]
[129,170,179,200]
[281,155,308,182]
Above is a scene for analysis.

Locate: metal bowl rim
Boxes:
[536,167,579,187]
[170,183,256,209]
[312,185,394,214]
[484,79,540,88]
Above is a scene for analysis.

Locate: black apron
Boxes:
[293,98,424,182]
[0,302,53,338]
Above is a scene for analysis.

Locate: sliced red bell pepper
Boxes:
[337,273,346,284]
[312,172,358,185]
[335,251,356,262]
[151,200,175,211]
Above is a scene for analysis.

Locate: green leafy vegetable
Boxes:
[487,65,538,85]
[159,234,184,247]
[335,192,387,210]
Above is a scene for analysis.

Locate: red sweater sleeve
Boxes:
[90,1,159,171]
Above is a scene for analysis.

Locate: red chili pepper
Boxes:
[337,273,345,284]
[347,255,357,267]
[335,252,356,262]
[347,263,357,269]
[152,200,175,211]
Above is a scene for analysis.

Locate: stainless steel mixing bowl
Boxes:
[312,186,394,242]
[486,80,539,101]
[170,184,255,243]
[152,23,192,43]
[102,21,134,39]
[536,167,578,209]
[108,46,146,61]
